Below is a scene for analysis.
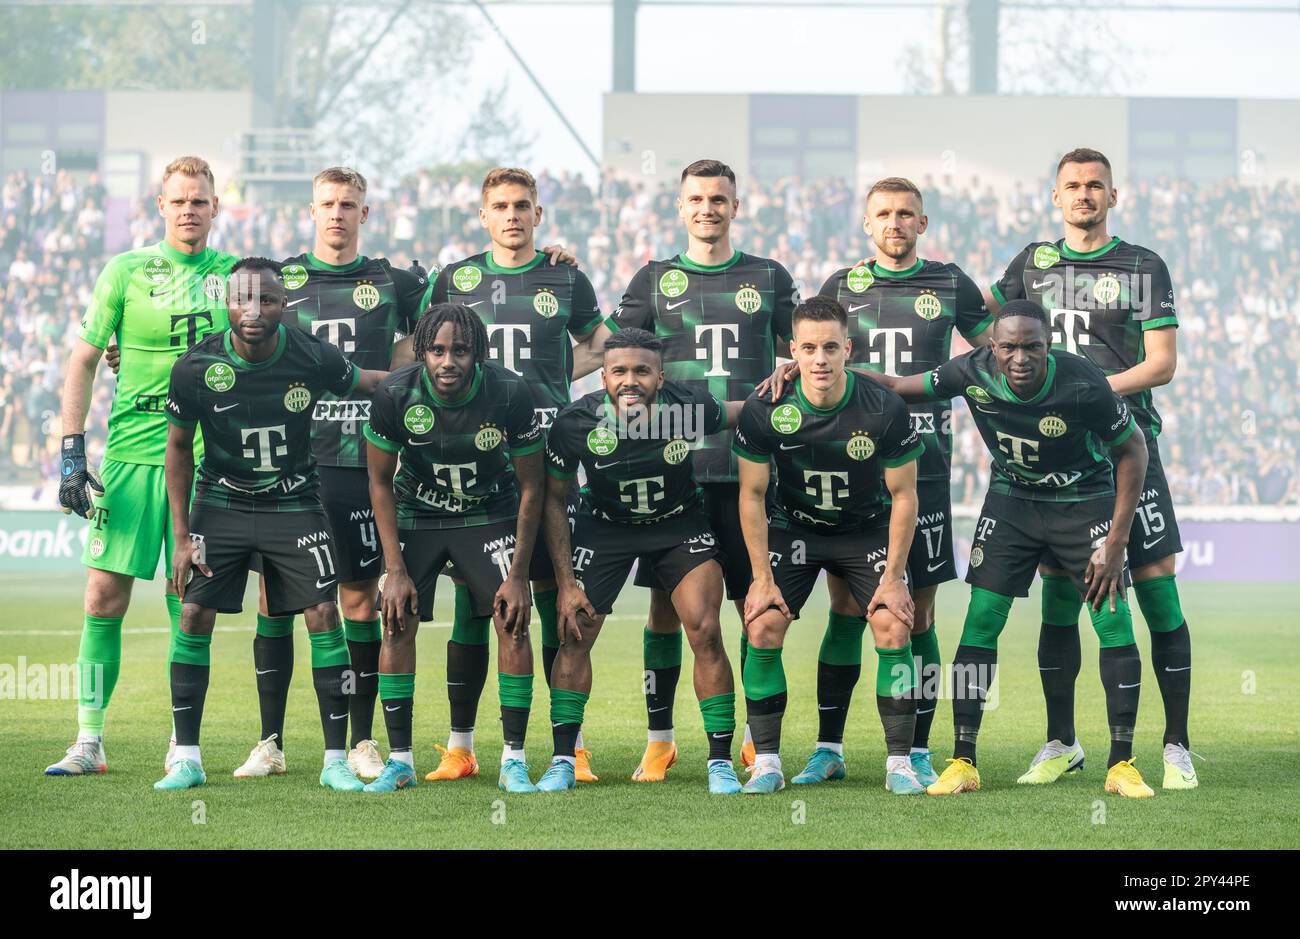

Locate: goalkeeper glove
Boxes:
[58,434,104,519]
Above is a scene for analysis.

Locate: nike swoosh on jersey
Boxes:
[1031,280,1052,289]
[688,547,710,553]
[664,299,690,310]
[1142,536,1167,550]
[465,300,485,308]
[408,439,434,446]
[285,297,311,307]
[359,555,380,567]
[847,303,870,313]
[316,578,336,589]
[213,403,239,413]
[975,405,999,414]
[778,443,803,450]
[593,461,619,470]
[926,561,946,572]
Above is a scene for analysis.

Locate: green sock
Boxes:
[255,613,294,637]
[76,615,122,736]
[875,644,916,697]
[342,617,380,643]
[379,673,415,700]
[451,582,491,645]
[549,687,589,725]
[741,645,787,700]
[165,593,182,661]
[819,611,867,665]
[170,629,212,667]
[498,672,534,710]
[699,692,736,733]
[308,626,350,668]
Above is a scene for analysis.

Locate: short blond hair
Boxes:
[162,156,215,191]
[481,167,537,202]
[866,176,923,209]
[313,165,368,195]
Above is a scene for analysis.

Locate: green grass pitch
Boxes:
[1,572,1297,849]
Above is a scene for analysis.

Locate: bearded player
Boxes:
[46,156,240,777]
[577,160,797,782]
[985,149,1195,790]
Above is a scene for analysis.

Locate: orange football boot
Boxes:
[425,744,479,781]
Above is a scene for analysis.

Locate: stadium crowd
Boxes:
[1,166,1297,506]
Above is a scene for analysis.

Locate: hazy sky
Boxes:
[447,0,1300,177]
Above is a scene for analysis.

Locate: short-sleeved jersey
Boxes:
[279,252,433,468]
[363,362,544,531]
[924,347,1137,503]
[732,371,922,533]
[432,251,602,428]
[78,241,240,465]
[607,251,798,483]
[990,237,1177,436]
[820,258,990,482]
[546,381,725,524]
[165,325,358,511]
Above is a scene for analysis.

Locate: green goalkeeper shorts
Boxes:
[80,458,175,580]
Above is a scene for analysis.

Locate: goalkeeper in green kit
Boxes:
[46,156,239,776]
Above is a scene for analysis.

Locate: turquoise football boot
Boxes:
[498,759,540,794]
[153,758,206,790]
[742,767,786,794]
[535,758,576,792]
[910,751,939,787]
[320,758,365,791]
[791,747,847,785]
[363,758,418,792]
[707,761,743,794]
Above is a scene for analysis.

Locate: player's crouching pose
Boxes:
[539,328,745,794]
[160,258,387,790]
[363,304,546,793]
[870,300,1154,798]
[735,296,925,795]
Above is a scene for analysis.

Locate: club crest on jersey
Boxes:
[453,266,483,291]
[663,438,690,465]
[283,383,311,414]
[1033,245,1061,269]
[966,384,992,404]
[846,266,874,293]
[89,537,105,558]
[914,292,942,320]
[970,546,984,568]
[846,432,875,461]
[205,362,236,392]
[734,285,762,315]
[1038,415,1068,438]
[771,404,802,434]
[404,405,435,434]
[282,264,309,289]
[659,269,689,299]
[143,256,173,285]
[587,426,618,456]
[533,289,559,318]
[202,273,226,301]
[475,423,504,451]
[352,281,380,311]
[1092,273,1122,305]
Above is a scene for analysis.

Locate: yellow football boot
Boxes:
[1104,759,1155,798]
[424,744,478,781]
[574,746,598,783]
[631,740,678,782]
[925,757,981,795]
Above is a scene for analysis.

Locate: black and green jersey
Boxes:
[280,252,433,468]
[820,258,990,482]
[607,251,797,483]
[732,371,922,533]
[78,241,240,465]
[990,237,1177,436]
[363,362,543,530]
[924,347,1137,503]
[432,251,602,426]
[546,381,725,524]
[165,325,358,511]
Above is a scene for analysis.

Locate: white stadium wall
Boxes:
[603,92,751,186]
[104,91,251,188]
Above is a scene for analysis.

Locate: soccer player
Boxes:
[734,295,924,794]
[765,176,990,787]
[158,257,388,790]
[360,304,545,793]
[538,328,744,794]
[867,300,1156,798]
[985,148,1195,790]
[576,159,797,782]
[46,156,240,776]
[423,167,603,784]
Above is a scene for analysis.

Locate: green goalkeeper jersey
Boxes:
[77,240,240,465]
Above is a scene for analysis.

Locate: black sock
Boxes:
[382,697,413,753]
[1099,644,1141,766]
[346,638,380,746]
[542,644,559,689]
[877,693,918,758]
[446,640,489,736]
[253,633,293,751]
[552,722,580,758]
[951,645,997,766]
[501,706,529,751]
[745,692,787,757]
[1038,622,1081,745]
[815,661,860,744]
[170,661,209,747]
[707,728,734,762]
[312,664,350,752]
[645,665,680,731]
[1150,624,1191,748]
[914,657,940,751]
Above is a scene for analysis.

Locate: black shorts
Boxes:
[634,482,752,600]
[768,521,901,619]
[319,465,382,583]
[388,519,518,622]
[905,479,957,590]
[572,512,720,616]
[1124,436,1183,569]
[443,489,576,584]
[185,501,338,617]
[968,490,1129,598]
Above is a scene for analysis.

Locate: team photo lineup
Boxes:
[46,146,1203,804]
